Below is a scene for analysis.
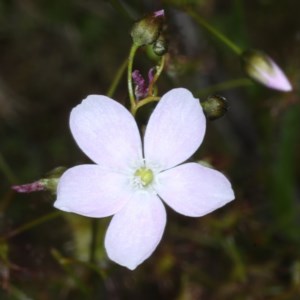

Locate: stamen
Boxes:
[134,168,153,187]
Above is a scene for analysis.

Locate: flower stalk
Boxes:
[106,58,128,98]
[131,96,160,116]
[147,55,166,97]
[186,8,242,55]
[127,43,139,108]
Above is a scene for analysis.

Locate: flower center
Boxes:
[134,167,154,187]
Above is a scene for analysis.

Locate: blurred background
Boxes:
[1,0,300,299]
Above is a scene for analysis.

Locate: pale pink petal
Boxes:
[70,95,142,171]
[105,192,166,270]
[144,88,206,170]
[263,60,292,92]
[54,165,132,217]
[156,163,234,217]
[242,50,292,92]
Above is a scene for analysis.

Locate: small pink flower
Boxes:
[54,88,234,270]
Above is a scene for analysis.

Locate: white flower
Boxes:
[54,88,235,270]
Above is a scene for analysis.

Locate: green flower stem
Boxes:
[127,43,139,109]
[222,237,246,282]
[186,8,242,55]
[147,55,166,96]
[1,211,61,241]
[89,219,99,264]
[131,96,160,116]
[196,78,252,96]
[106,58,128,98]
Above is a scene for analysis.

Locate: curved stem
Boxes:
[127,44,139,109]
[147,55,166,96]
[186,8,242,55]
[106,58,128,98]
[131,96,160,116]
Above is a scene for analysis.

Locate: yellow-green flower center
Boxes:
[134,167,154,187]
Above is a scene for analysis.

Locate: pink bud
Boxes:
[242,50,292,92]
[153,10,164,18]
[12,181,45,193]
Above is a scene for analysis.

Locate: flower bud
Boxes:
[152,34,168,56]
[241,50,292,92]
[201,95,228,120]
[130,10,164,46]
[12,166,66,194]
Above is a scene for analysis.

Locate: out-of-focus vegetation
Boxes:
[1,0,300,299]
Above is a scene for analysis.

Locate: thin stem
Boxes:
[131,96,160,116]
[0,152,17,184]
[196,78,252,96]
[89,219,99,264]
[186,8,242,55]
[1,211,61,241]
[147,55,166,96]
[106,58,128,98]
[127,44,139,109]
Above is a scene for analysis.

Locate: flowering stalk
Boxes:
[132,96,160,116]
[106,57,128,98]
[186,8,242,55]
[147,55,166,96]
[127,44,139,108]
[127,47,165,115]
[127,9,166,113]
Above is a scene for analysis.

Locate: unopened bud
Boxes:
[241,49,292,92]
[131,10,164,46]
[153,34,168,56]
[12,166,66,194]
[201,95,228,120]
